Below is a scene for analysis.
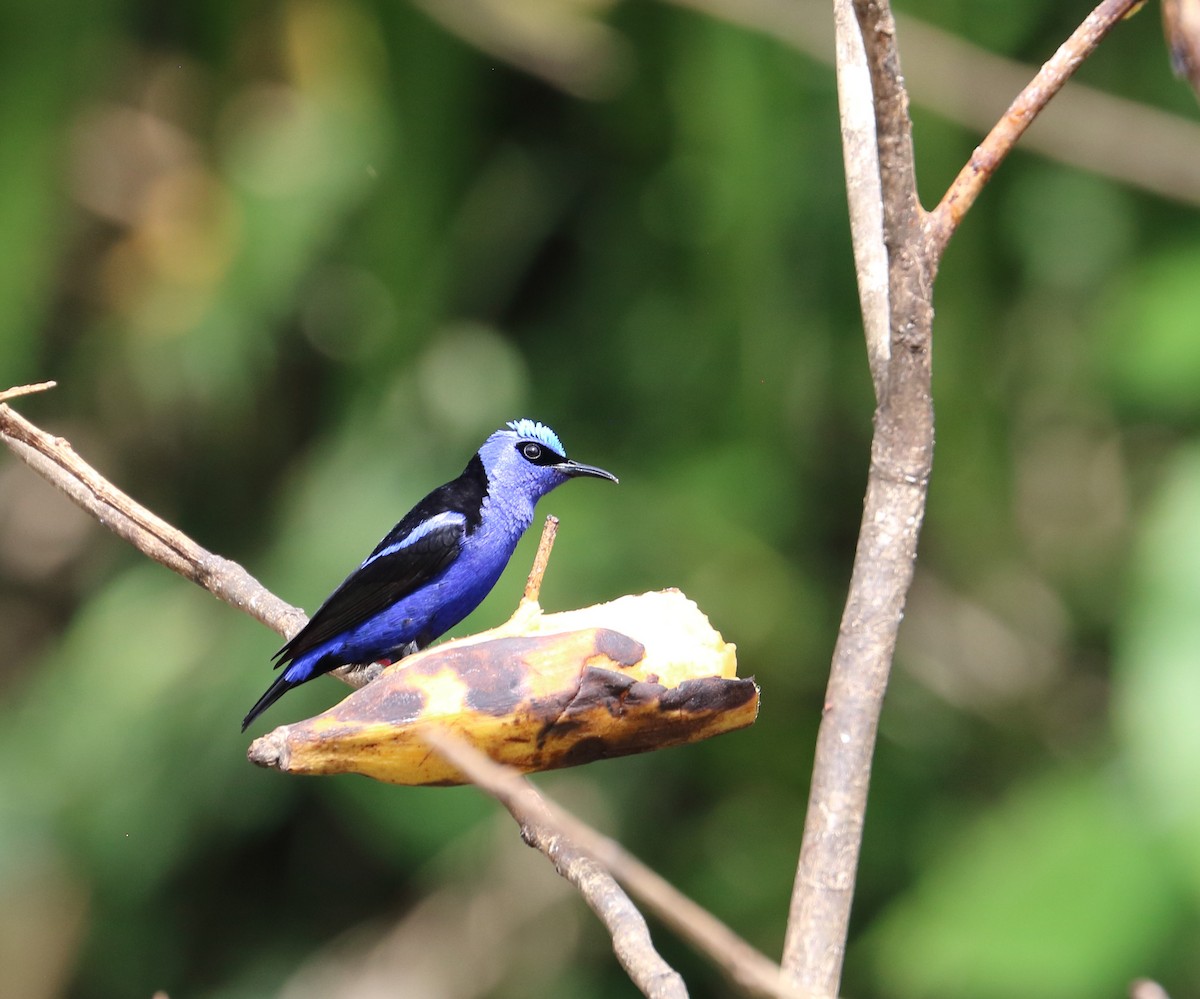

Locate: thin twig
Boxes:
[422,729,806,999]
[927,0,1143,258]
[524,515,559,602]
[0,380,57,404]
[667,0,1200,212]
[528,835,688,999]
[0,397,308,640]
[0,395,383,682]
[782,2,932,995]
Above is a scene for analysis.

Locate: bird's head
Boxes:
[477,419,618,501]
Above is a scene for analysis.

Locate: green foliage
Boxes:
[1101,248,1200,420]
[1116,451,1200,899]
[1,1,1199,996]
[862,770,1182,999]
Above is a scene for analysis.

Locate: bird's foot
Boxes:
[353,642,420,685]
[350,660,390,684]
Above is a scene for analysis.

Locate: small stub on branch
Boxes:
[248,589,757,785]
[523,514,559,603]
[0,381,57,404]
[1164,0,1200,99]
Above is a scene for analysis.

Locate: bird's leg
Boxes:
[350,657,388,682]
[352,640,421,684]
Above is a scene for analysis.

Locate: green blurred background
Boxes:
[3,1,1200,996]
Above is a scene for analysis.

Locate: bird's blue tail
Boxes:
[242,672,296,732]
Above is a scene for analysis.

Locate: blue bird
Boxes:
[242,419,617,730]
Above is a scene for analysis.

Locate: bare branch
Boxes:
[850,0,926,252]
[667,0,1200,212]
[0,380,57,404]
[423,730,806,999]
[523,515,559,602]
[0,397,305,638]
[410,0,628,100]
[927,0,1144,257]
[525,831,689,999]
[783,0,1140,993]
[1164,0,1200,99]
[0,393,393,688]
[782,2,932,994]
[833,0,889,393]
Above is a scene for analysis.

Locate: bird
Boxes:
[242,419,617,730]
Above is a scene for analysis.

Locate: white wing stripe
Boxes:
[359,510,466,568]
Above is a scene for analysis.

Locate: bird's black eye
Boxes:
[521,442,543,461]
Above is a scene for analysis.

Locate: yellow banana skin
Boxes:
[248,590,757,786]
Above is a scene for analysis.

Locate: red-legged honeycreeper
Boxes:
[242,419,617,730]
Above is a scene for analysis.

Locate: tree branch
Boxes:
[0,381,58,404]
[667,0,1200,213]
[782,2,932,994]
[0,393,305,637]
[523,514,559,602]
[0,389,381,686]
[850,0,926,253]
[784,0,1140,994]
[559,850,689,999]
[927,0,1144,258]
[423,730,805,999]
[833,0,889,393]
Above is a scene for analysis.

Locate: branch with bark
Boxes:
[0,1,1150,995]
[782,0,1142,995]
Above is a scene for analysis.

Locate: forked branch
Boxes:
[927,0,1145,258]
[782,3,931,994]
[783,1,1138,996]
[0,3,1151,995]
[424,729,804,999]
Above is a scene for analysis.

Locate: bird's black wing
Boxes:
[274,453,490,668]
[273,513,466,667]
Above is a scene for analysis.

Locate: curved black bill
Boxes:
[558,459,619,484]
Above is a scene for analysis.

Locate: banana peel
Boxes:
[247,589,757,785]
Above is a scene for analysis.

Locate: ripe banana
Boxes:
[248,589,757,786]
